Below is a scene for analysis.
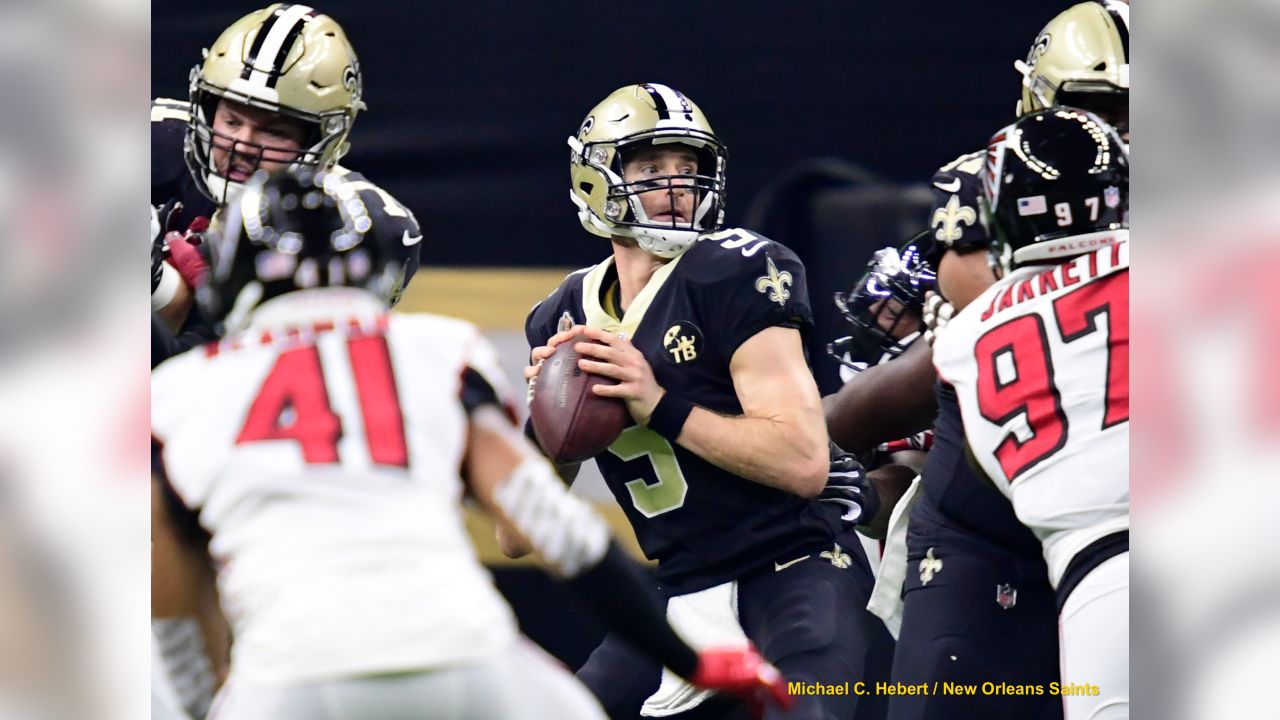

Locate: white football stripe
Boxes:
[247,4,315,89]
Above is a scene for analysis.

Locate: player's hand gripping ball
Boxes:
[529,333,628,463]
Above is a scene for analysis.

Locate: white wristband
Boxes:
[493,457,609,578]
[152,262,182,311]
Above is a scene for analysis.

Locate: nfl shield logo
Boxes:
[995,583,1018,610]
[1104,186,1121,209]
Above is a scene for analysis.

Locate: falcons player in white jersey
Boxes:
[151,169,790,720]
[932,108,1129,720]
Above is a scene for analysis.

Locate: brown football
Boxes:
[529,339,629,464]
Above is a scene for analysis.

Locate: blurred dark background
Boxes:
[151,1,1060,666]
[153,1,1056,264]
[154,0,1058,392]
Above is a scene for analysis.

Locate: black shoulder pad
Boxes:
[151,100,192,205]
[688,229,814,360]
[342,172,422,244]
[524,268,590,351]
[920,151,988,265]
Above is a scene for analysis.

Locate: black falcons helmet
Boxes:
[829,237,937,370]
[198,168,418,332]
[983,107,1128,272]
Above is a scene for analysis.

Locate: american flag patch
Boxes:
[1016,195,1047,216]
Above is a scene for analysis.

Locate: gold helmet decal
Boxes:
[1015,1,1129,118]
[185,4,367,204]
[568,83,728,258]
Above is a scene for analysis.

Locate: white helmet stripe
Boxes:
[244,4,315,89]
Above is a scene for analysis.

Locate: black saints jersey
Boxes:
[908,380,1044,558]
[912,149,1043,556]
[152,98,218,229]
[526,229,849,594]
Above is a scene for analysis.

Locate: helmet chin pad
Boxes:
[205,173,246,207]
[630,225,699,258]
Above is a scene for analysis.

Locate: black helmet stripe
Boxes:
[642,84,671,116]
[239,5,286,81]
[240,4,318,88]
[642,83,691,119]
[1099,0,1129,62]
[266,12,315,88]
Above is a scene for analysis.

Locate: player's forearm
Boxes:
[675,405,828,497]
[825,341,937,453]
[494,522,533,559]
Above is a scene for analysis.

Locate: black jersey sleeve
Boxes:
[523,270,588,355]
[335,170,425,283]
[151,98,219,227]
[689,232,814,361]
[919,150,989,266]
[151,99,191,204]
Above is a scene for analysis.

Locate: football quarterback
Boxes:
[525,83,894,720]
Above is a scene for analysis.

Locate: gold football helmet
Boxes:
[185,4,366,204]
[1016,1,1129,131]
[568,83,727,258]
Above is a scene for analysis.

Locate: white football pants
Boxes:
[1060,551,1129,719]
[207,640,606,720]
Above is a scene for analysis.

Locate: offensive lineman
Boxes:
[151,3,421,360]
[150,11,422,714]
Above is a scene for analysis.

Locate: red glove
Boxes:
[690,645,792,716]
[165,233,208,290]
[163,217,210,290]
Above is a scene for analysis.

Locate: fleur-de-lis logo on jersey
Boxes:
[754,256,792,307]
[920,547,944,585]
[931,194,977,244]
[820,543,852,569]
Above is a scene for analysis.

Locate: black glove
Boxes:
[151,199,182,293]
[820,445,880,526]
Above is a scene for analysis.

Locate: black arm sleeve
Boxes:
[566,541,699,679]
[152,314,180,368]
[460,367,503,415]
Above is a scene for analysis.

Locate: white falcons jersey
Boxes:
[152,289,519,685]
[933,240,1129,587]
